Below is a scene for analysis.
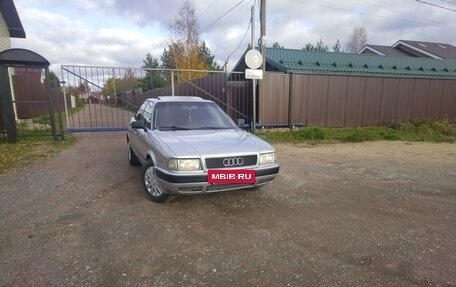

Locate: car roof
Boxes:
[151,96,211,103]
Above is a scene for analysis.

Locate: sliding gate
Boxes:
[60,65,251,132]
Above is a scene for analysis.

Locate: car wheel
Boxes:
[128,143,140,166]
[143,160,169,203]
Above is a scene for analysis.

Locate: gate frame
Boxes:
[60,65,251,132]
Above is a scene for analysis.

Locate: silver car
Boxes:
[127,96,279,202]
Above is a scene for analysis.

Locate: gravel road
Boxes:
[1,132,455,286]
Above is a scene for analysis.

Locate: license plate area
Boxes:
[208,169,255,184]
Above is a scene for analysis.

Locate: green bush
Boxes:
[383,133,399,140]
[75,97,84,108]
[293,126,326,140]
[258,121,456,144]
[343,129,363,142]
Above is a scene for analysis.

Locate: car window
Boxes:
[143,102,154,129]
[135,101,149,121]
[154,101,236,130]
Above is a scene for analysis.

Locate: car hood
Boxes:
[155,129,274,157]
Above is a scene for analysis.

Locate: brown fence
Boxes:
[1,66,67,142]
[259,73,456,127]
[11,69,67,119]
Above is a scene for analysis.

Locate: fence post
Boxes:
[288,72,294,127]
[171,70,175,96]
[252,78,257,134]
[45,68,57,141]
[112,68,117,105]
[61,80,70,131]
[53,80,64,140]
[0,65,17,143]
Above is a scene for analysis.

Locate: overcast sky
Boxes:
[10,0,456,72]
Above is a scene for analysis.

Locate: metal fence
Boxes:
[8,65,452,140]
[60,66,252,131]
[259,73,456,127]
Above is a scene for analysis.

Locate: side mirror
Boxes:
[236,119,250,131]
[239,123,250,130]
[131,121,145,129]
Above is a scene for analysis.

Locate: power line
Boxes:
[290,0,450,27]
[201,0,246,33]
[355,0,448,26]
[441,0,456,4]
[226,20,252,62]
[198,0,219,18]
[224,0,257,69]
[415,0,456,11]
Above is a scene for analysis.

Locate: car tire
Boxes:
[128,144,140,166]
[143,160,169,203]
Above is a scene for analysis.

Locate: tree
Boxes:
[167,0,208,81]
[333,39,342,53]
[303,43,315,51]
[158,0,222,82]
[161,44,177,70]
[78,80,90,98]
[172,0,199,55]
[199,41,222,70]
[272,42,284,48]
[315,39,328,51]
[141,53,166,90]
[346,26,367,53]
[101,69,140,96]
[47,71,61,87]
[303,39,329,51]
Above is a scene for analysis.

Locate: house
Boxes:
[0,0,26,52]
[235,47,456,78]
[233,47,456,127]
[358,40,456,59]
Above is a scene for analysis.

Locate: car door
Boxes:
[129,101,149,162]
[135,101,154,160]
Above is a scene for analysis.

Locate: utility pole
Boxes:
[260,0,266,71]
[251,5,256,134]
[251,5,255,51]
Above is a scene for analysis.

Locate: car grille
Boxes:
[205,155,257,169]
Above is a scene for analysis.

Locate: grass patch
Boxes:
[32,105,84,128]
[258,120,456,144]
[0,134,76,174]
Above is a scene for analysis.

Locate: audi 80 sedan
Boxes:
[127,96,279,202]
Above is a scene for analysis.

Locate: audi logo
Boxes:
[222,157,244,167]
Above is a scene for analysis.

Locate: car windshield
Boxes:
[154,101,237,131]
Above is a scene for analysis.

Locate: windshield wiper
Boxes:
[159,125,190,131]
[196,126,234,130]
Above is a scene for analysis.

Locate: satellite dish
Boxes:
[245,50,263,69]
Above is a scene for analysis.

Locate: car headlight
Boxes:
[168,159,201,171]
[259,152,276,165]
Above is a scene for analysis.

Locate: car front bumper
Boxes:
[155,165,279,195]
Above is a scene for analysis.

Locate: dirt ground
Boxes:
[0,132,455,287]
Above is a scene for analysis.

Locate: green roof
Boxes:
[265,47,456,78]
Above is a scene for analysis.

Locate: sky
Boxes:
[10,0,456,73]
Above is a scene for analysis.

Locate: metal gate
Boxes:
[60,66,252,132]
